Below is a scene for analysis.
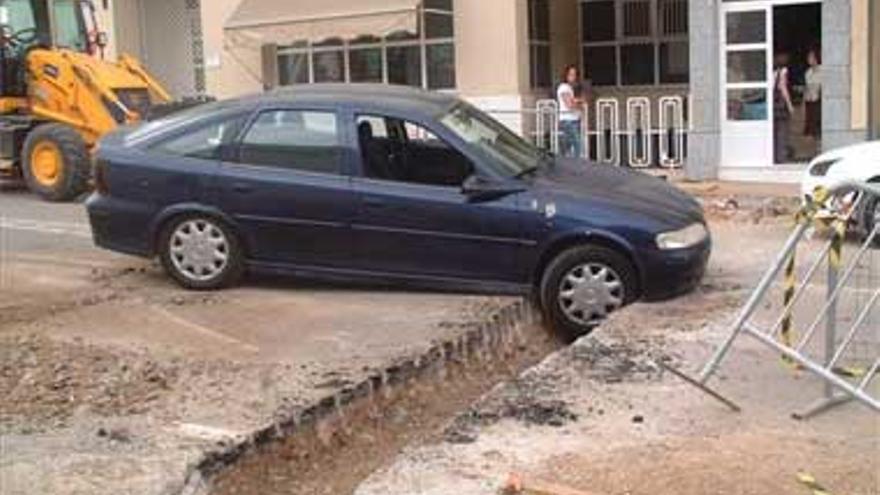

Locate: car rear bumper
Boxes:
[638,238,711,302]
[86,193,154,257]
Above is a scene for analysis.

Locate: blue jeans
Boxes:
[559,120,583,158]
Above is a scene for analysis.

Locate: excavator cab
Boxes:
[0,0,174,201]
[0,0,96,96]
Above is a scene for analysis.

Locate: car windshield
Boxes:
[439,103,546,178]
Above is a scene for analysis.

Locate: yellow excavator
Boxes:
[0,0,176,201]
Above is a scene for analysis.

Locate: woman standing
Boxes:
[557,65,584,158]
[773,53,795,164]
[803,48,822,141]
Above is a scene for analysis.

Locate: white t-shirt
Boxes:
[804,66,822,103]
[557,83,580,122]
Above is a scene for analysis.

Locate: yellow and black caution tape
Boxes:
[780,187,848,370]
[832,366,867,378]
[797,472,832,495]
[828,217,846,272]
[794,187,831,225]
[780,244,798,367]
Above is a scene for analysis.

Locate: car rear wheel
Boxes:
[540,245,638,342]
[159,216,244,290]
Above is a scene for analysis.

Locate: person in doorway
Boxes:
[557,65,584,158]
[773,53,795,163]
[803,47,822,140]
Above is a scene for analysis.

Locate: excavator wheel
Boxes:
[22,123,91,202]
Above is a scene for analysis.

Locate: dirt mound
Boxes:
[0,333,178,433]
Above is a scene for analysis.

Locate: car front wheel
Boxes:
[159,216,244,290]
[539,245,638,342]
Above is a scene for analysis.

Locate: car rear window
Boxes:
[126,100,245,143]
[236,110,342,175]
[148,113,247,160]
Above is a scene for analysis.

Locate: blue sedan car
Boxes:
[87,84,710,338]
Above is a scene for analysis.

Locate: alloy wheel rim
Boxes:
[558,263,624,326]
[169,219,229,282]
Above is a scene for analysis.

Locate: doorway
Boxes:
[773,3,821,164]
[720,1,822,171]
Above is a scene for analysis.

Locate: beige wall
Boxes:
[107,0,258,99]
[109,0,543,101]
[548,0,579,92]
[453,0,529,97]
[108,0,144,60]
[851,0,869,131]
[199,0,262,98]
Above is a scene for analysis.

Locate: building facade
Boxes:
[101,0,877,182]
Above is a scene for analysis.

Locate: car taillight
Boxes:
[94,159,110,194]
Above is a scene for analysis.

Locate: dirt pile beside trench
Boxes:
[0,334,179,433]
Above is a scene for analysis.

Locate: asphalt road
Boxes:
[0,190,93,252]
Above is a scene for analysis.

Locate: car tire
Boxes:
[158,215,244,290]
[539,245,639,342]
[22,123,91,202]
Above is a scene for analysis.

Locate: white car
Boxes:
[801,140,880,240]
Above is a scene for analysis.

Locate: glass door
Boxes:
[721,2,773,168]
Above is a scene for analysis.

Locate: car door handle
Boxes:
[363,197,387,209]
[231,183,253,194]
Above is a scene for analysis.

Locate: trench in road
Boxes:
[188,302,563,495]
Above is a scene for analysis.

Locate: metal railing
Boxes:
[483,95,689,169]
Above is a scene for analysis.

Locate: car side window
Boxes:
[238,110,341,174]
[357,116,389,138]
[151,114,245,160]
[403,121,439,142]
[356,114,474,188]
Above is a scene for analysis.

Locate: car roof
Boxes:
[234,83,459,116]
[125,84,461,145]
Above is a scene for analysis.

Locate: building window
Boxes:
[276,3,455,90]
[312,38,345,83]
[529,0,552,88]
[349,36,384,83]
[388,45,423,87]
[581,0,688,87]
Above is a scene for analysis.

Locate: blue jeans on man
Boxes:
[559,119,583,158]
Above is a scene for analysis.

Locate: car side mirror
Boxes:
[461,175,525,203]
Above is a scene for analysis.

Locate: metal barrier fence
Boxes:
[674,182,880,417]
[483,96,688,169]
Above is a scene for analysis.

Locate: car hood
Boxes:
[529,159,704,226]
